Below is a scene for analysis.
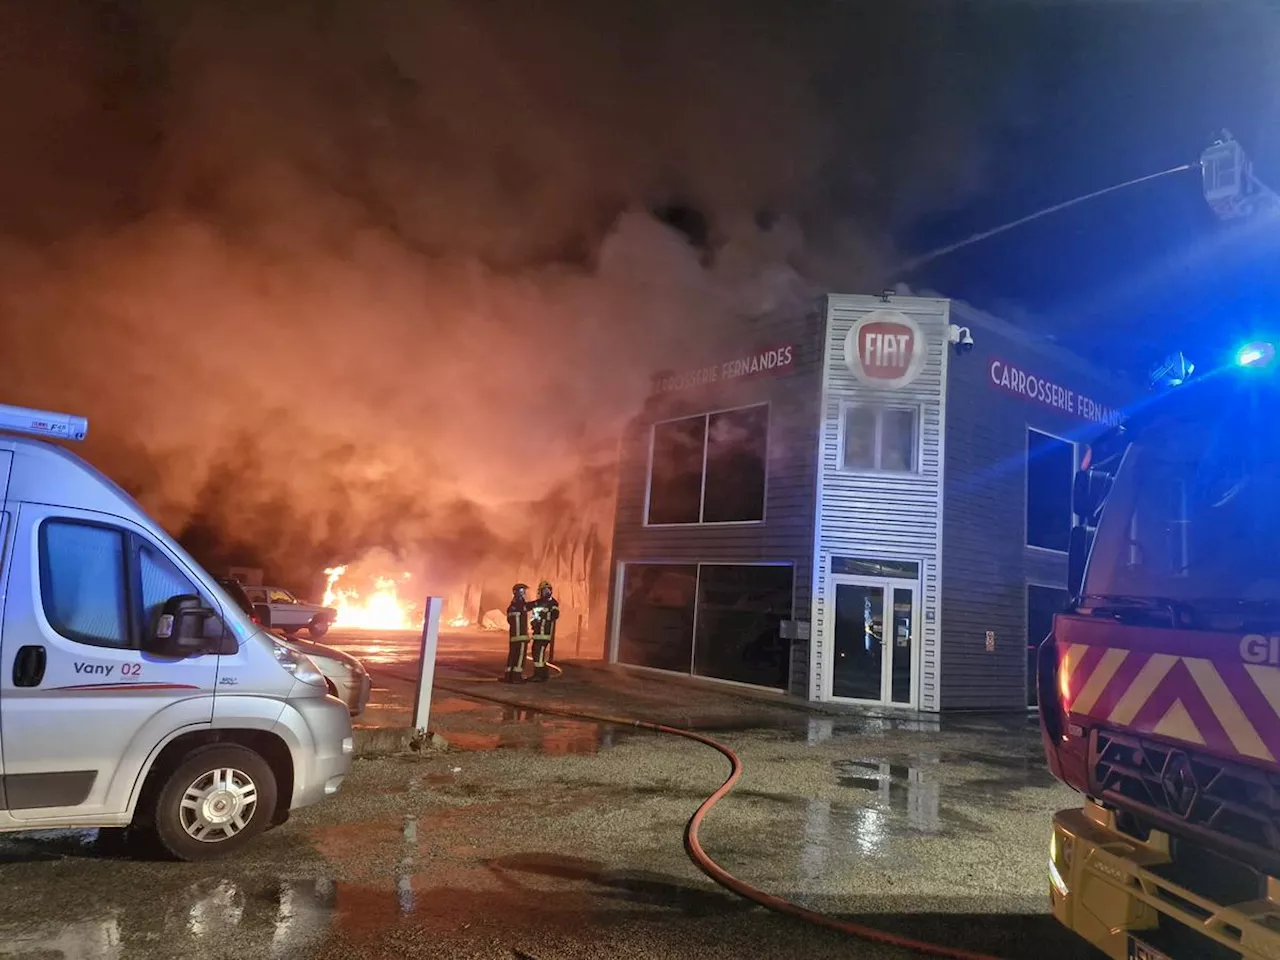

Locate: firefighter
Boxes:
[529,579,560,682]
[503,583,532,683]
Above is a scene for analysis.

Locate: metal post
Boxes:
[413,596,443,732]
[575,614,584,658]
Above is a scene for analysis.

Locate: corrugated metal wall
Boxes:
[940,302,1133,710]
[606,305,826,673]
[810,294,951,711]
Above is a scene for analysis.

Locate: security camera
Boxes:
[948,324,974,356]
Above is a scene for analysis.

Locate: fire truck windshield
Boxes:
[1083,375,1280,612]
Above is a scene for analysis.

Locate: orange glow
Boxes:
[322,564,418,631]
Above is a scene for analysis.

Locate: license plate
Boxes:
[1128,937,1173,960]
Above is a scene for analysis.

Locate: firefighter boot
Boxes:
[503,639,528,683]
[531,638,551,682]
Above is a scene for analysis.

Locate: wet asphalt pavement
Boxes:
[0,630,1102,960]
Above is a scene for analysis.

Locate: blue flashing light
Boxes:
[1235,341,1276,369]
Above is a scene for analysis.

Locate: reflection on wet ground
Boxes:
[442,705,628,755]
[0,642,1095,959]
[0,863,339,959]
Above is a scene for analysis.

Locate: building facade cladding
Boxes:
[606,291,1134,712]
[809,295,951,711]
[605,304,827,694]
[938,302,1133,711]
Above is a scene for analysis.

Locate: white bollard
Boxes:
[413,596,443,732]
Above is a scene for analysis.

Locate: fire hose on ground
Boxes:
[420,662,1004,960]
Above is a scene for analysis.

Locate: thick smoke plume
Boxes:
[0,1,1022,596]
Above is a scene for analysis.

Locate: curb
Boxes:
[352,726,450,757]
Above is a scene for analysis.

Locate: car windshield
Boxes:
[1084,372,1280,607]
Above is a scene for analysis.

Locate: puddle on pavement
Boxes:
[0,827,135,863]
[830,760,945,835]
[441,705,631,756]
[0,830,751,958]
[376,770,462,796]
[0,869,340,958]
[938,748,1057,790]
[820,750,1046,846]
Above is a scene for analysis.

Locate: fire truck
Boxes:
[1038,340,1280,959]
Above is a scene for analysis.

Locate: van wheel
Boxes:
[153,745,277,862]
[307,618,331,639]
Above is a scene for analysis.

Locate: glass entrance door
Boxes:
[831,576,918,706]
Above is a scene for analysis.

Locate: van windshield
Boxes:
[1083,374,1280,608]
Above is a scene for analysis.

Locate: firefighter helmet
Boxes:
[537,579,553,595]
[512,583,529,594]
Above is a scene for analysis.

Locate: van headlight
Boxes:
[271,637,327,687]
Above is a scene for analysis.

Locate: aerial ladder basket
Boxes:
[1200,131,1279,220]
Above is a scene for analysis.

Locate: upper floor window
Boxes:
[1027,428,1076,552]
[840,403,919,473]
[646,404,769,525]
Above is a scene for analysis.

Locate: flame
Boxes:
[322,565,418,631]
[447,614,470,628]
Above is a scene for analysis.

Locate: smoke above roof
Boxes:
[0,0,1030,586]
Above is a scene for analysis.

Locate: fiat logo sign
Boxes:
[843,309,927,388]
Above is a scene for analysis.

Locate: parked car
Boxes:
[240,584,337,639]
[279,636,372,717]
[218,580,371,716]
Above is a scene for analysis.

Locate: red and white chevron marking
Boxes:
[1060,642,1280,763]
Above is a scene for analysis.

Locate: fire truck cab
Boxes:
[1039,343,1280,960]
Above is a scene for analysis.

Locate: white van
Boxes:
[0,405,353,860]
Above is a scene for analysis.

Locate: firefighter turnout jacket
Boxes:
[507,598,532,639]
[531,594,559,640]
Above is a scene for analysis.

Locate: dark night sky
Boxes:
[0,0,1277,582]
[900,1,1280,372]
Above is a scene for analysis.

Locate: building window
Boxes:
[831,556,920,578]
[1027,429,1076,552]
[692,564,793,687]
[840,404,919,472]
[615,561,795,690]
[616,564,698,671]
[646,404,768,525]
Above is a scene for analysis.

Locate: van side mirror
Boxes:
[1067,526,1094,598]
[150,594,223,656]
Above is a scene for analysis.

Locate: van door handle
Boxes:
[13,645,46,687]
